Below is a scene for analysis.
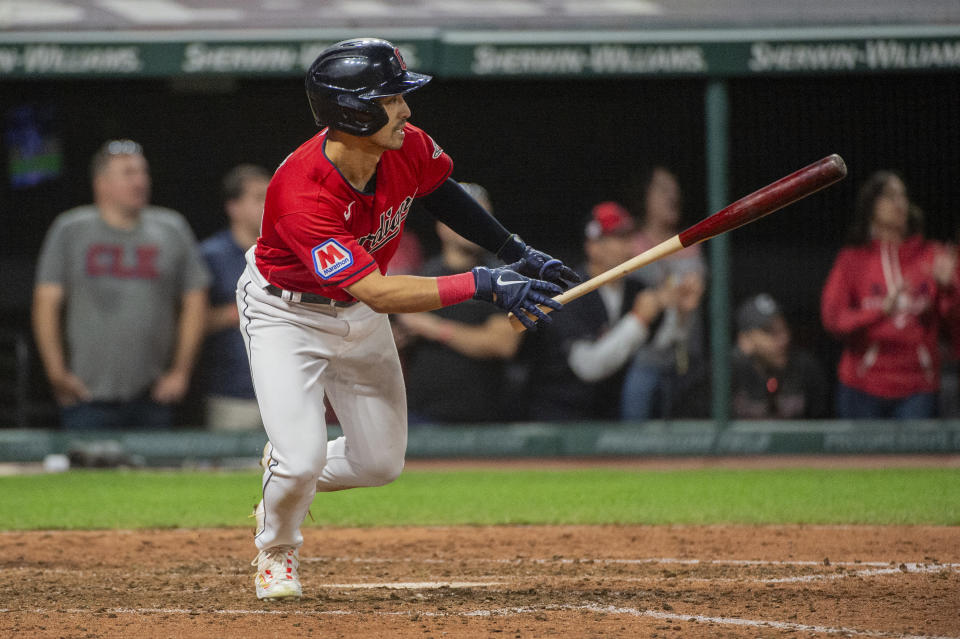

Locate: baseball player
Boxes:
[240,38,580,600]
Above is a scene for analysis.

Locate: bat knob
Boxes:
[827,154,848,179]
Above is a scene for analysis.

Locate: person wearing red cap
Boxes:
[521,202,667,420]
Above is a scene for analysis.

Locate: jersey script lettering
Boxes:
[357,195,414,253]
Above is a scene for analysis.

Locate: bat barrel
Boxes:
[678,154,847,247]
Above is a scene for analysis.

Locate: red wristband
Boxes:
[437,272,476,307]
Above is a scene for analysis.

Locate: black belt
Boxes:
[264,284,357,307]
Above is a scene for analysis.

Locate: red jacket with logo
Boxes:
[255,124,452,300]
[821,236,958,398]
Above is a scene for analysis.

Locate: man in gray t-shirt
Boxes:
[32,139,210,430]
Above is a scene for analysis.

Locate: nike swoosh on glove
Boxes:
[472,266,563,330]
[496,234,582,290]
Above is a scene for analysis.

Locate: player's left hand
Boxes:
[497,234,581,290]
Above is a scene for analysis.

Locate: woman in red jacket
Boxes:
[821,170,958,418]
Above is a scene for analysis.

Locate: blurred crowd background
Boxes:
[1,1,959,429]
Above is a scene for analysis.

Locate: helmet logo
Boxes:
[394,47,407,70]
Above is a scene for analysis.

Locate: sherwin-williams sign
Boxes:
[0,30,958,78]
[461,43,708,76]
[743,38,960,72]
[0,39,433,77]
[444,37,960,77]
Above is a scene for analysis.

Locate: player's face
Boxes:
[369,94,411,150]
[96,153,151,212]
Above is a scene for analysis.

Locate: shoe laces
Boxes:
[252,545,299,576]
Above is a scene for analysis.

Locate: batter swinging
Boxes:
[239,38,580,600]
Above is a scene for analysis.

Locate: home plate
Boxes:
[322,581,503,590]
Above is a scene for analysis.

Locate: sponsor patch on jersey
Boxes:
[311,239,354,279]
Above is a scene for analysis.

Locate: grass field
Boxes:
[2,466,958,529]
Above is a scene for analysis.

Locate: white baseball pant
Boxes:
[237,251,407,550]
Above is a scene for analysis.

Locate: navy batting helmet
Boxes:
[305,38,431,136]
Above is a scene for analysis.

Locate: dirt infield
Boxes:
[2,523,958,638]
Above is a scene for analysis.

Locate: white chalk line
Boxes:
[1,604,956,639]
[578,605,959,639]
[757,564,949,584]
[537,564,954,585]
[624,563,956,585]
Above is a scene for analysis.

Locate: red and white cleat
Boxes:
[252,546,302,600]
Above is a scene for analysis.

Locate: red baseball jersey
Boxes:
[255,123,453,300]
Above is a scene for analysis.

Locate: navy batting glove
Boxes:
[472,266,563,330]
[497,234,582,290]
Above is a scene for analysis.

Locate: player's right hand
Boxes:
[472,266,563,330]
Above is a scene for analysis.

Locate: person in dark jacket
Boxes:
[731,293,829,419]
[395,183,522,423]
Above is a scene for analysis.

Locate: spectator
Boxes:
[523,202,665,421]
[821,170,958,418]
[942,228,960,417]
[32,139,210,430]
[621,166,709,419]
[731,293,829,419]
[394,183,521,423]
[196,164,271,430]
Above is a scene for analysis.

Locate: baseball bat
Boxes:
[509,153,847,331]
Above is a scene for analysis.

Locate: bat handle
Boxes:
[508,236,684,332]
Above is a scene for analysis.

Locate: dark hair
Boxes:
[847,169,924,245]
[222,164,271,202]
[624,165,683,222]
[89,139,143,180]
